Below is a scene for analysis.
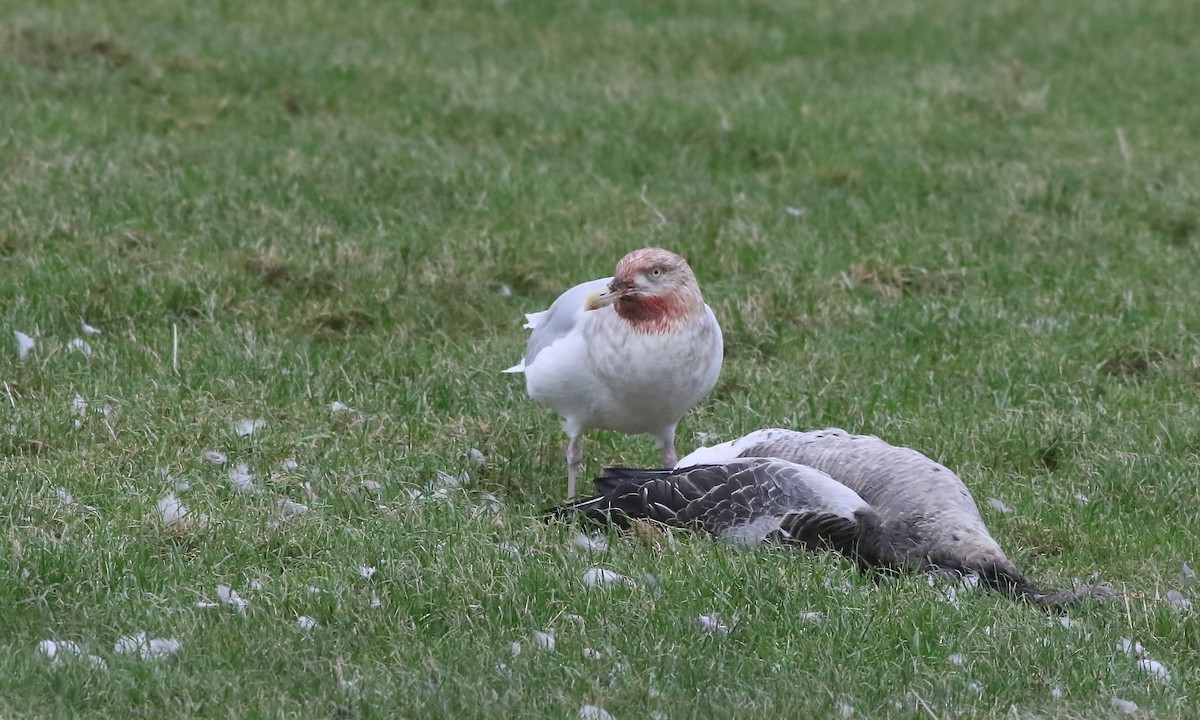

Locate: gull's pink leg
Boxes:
[657,425,678,469]
[566,434,583,500]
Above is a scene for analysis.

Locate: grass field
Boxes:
[2,0,1199,717]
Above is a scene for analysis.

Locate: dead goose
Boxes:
[676,428,1112,609]
[552,457,886,566]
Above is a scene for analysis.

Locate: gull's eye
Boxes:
[650,267,663,277]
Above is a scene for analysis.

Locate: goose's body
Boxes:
[557,428,1111,609]
[505,248,723,499]
[554,458,882,562]
[677,428,998,574]
[677,428,1110,608]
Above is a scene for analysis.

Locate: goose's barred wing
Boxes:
[552,458,883,563]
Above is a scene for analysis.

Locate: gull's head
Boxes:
[586,248,704,326]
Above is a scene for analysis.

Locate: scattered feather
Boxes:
[37,639,107,670]
[370,594,381,608]
[469,447,486,466]
[835,702,855,718]
[695,614,731,636]
[280,458,299,471]
[1057,617,1081,630]
[297,616,318,631]
[498,284,513,298]
[785,206,807,217]
[582,568,630,588]
[277,498,308,518]
[948,653,965,666]
[532,630,556,652]
[158,493,191,528]
[579,705,614,720]
[358,565,376,579]
[14,331,35,361]
[1119,637,1171,683]
[986,497,1014,514]
[563,614,586,627]
[228,463,256,493]
[798,611,824,623]
[307,585,322,594]
[510,642,522,658]
[196,601,220,609]
[411,470,469,501]
[81,321,102,335]
[201,450,228,465]
[1110,697,1138,714]
[582,647,604,661]
[216,585,248,611]
[71,394,89,416]
[1166,590,1190,609]
[497,541,522,557]
[1137,658,1171,682]
[823,576,853,594]
[1074,493,1090,506]
[1182,562,1196,583]
[113,632,181,661]
[248,579,265,591]
[56,487,74,505]
[234,418,266,437]
[478,492,502,513]
[68,338,93,356]
[1050,687,1063,700]
[572,533,609,552]
[360,480,382,492]
[330,402,364,421]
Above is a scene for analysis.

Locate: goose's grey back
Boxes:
[710,428,1007,569]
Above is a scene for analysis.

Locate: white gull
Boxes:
[505,247,723,499]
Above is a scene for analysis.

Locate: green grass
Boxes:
[2,0,1199,716]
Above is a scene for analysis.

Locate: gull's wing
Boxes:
[503,277,612,373]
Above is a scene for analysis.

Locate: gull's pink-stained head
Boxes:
[586,248,706,330]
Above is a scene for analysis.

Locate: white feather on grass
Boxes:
[14,331,35,361]
[582,568,631,588]
[158,493,191,527]
[532,630,555,652]
[228,463,256,493]
[114,632,182,661]
[695,614,732,636]
[234,418,266,437]
[579,705,614,720]
[277,498,308,518]
[37,640,107,670]
[216,585,248,612]
[572,534,609,552]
